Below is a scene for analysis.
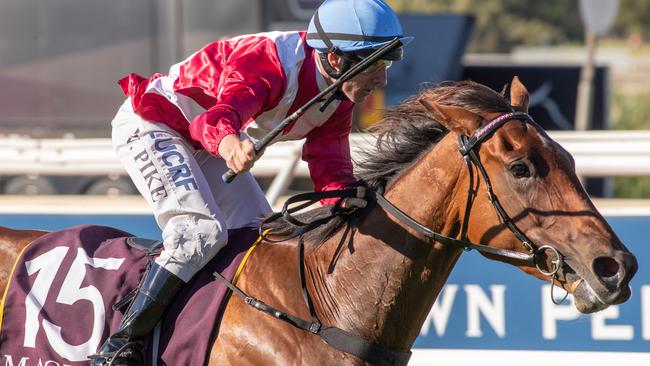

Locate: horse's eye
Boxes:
[510,163,531,178]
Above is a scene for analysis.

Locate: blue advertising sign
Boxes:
[415,217,648,352]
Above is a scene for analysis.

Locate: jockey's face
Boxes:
[322,53,388,104]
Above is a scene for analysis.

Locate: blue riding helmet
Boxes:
[306,0,413,62]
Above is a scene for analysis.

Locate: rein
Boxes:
[214,111,566,365]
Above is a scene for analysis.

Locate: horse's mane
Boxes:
[263,80,514,244]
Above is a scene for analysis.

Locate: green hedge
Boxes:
[611,92,650,198]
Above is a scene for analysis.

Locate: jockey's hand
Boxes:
[219,134,258,174]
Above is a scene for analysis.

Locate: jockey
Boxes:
[91,0,412,364]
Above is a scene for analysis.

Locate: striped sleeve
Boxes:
[187,37,287,157]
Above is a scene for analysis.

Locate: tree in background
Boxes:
[387,0,650,53]
[611,0,650,48]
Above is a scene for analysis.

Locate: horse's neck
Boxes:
[307,137,466,350]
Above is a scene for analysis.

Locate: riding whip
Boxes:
[222,37,403,183]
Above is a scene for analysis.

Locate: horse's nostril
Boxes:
[593,257,620,279]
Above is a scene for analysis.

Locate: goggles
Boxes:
[340,46,401,75]
[347,46,404,62]
[358,59,393,74]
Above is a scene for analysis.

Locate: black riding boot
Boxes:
[90,263,183,366]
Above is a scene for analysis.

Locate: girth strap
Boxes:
[318,326,412,366]
[213,260,411,365]
[215,270,323,333]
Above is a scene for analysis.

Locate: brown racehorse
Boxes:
[0,77,638,365]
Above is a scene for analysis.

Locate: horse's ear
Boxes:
[499,83,508,97]
[419,99,482,135]
[510,76,529,113]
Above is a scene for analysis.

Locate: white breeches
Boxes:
[111,98,272,282]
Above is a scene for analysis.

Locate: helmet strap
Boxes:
[314,8,352,80]
[317,53,351,110]
[314,7,354,82]
[318,53,352,79]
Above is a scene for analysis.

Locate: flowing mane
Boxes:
[264,80,514,242]
[356,80,513,191]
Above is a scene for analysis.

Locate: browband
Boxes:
[459,112,533,156]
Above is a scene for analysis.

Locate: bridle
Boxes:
[371,111,564,280]
[460,112,564,275]
[214,111,569,366]
[266,111,568,303]
[458,111,566,301]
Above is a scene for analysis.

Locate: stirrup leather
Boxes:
[90,263,183,366]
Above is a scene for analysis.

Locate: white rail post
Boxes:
[264,143,302,207]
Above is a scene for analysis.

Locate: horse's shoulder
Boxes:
[233,237,298,292]
[0,226,47,259]
[0,227,48,295]
[0,226,48,243]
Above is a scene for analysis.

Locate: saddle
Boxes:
[0,224,260,366]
